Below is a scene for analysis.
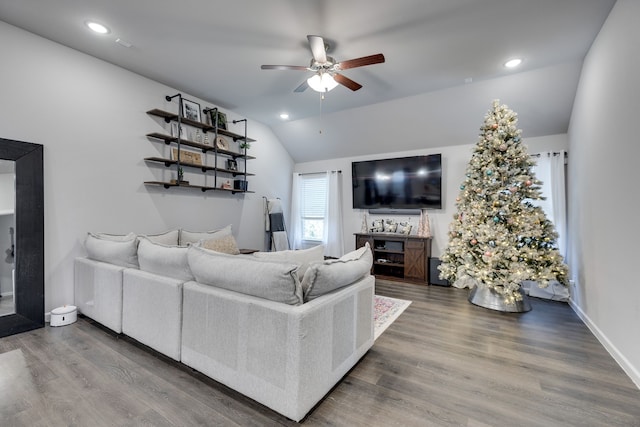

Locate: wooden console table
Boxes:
[355,233,432,285]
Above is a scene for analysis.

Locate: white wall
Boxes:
[0,21,294,312]
[295,134,567,257]
[567,0,640,387]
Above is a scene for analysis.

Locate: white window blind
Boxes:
[300,174,327,241]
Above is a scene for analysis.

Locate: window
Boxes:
[299,174,327,241]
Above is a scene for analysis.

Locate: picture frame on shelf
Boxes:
[181,98,201,122]
[216,111,227,130]
[171,122,188,140]
[226,159,238,171]
[171,148,203,165]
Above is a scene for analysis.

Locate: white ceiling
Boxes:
[0,0,615,162]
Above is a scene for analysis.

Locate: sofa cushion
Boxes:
[187,245,303,305]
[302,243,373,301]
[201,234,240,255]
[142,229,179,246]
[252,244,324,279]
[85,232,139,268]
[137,237,193,281]
[180,225,232,246]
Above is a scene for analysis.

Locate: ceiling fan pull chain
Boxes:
[319,92,325,134]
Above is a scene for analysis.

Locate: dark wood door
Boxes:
[404,239,426,282]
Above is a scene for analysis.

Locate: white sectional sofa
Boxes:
[74,228,374,422]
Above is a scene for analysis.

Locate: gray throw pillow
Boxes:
[85,232,139,268]
[187,245,303,305]
[137,237,193,281]
[302,242,373,301]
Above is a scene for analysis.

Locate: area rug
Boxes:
[374,295,412,340]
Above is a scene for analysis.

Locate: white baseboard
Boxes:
[0,291,13,297]
[569,298,640,389]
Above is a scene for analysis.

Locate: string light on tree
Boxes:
[438,100,568,308]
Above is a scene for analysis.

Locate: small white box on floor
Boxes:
[50,305,77,327]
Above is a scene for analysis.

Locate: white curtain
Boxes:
[289,173,303,249]
[324,171,344,258]
[532,151,567,258]
[525,150,568,301]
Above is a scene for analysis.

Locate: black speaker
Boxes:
[429,258,450,286]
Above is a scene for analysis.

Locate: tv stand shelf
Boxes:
[355,233,431,285]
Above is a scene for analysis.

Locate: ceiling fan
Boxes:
[261,35,385,93]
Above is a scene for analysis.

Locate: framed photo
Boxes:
[226,159,238,171]
[182,99,201,122]
[171,148,203,165]
[216,111,227,130]
[171,122,188,140]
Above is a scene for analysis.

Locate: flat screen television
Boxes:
[352,154,442,210]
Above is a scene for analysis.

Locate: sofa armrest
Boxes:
[74,257,125,333]
[181,274,374,421]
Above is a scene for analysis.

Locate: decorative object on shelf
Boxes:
[221,180,232,190]
[216,136,229,150]
[360,211,368,234]
[439,99,568,313]
[203,133,210,146]
[195,129,203,144]
[418,209,431,238]
[239,141,251,150]
[371,219,383,233]
[216,111,227,130]
[227,159,238,171]
[170,167,188,185]
[171,148,202,165]
[383,219,398,233]
[182,98,201,122]
[399,222,412,235]
[234,180,248,191]
[171,122,187,140]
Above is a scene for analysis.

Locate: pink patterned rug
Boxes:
[374,295,412,340]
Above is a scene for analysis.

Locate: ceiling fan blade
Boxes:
[333,73,362,91]
[307,35,327,64]
[336,53,385,70]
[294,80,309,92]
[261,65,309,71]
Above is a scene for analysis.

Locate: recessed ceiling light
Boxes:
[86,21,110,34]
[279,113,289,120]
[504,58,522,68]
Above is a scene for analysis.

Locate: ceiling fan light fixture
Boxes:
[307,73,339,92]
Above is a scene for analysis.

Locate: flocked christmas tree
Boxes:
[438,100,568,303]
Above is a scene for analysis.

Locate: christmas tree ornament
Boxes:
[438,99,568,313]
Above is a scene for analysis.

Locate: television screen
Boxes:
[352,154,442,210]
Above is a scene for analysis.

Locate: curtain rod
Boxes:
[297,170,342,176]
[530,152,568,158]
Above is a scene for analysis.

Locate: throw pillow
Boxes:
[85,232,139,268]
[137,237,194,281]
[180,224,232,246]
[142,229,179,246]
[252,244,324,279]
[187,245,303,305]
[301,242,373,301]
[201,234,240,255]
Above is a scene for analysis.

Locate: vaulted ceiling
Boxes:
[0,0,616,162]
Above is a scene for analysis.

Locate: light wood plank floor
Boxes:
[1,280,639,426]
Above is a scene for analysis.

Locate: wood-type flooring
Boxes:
[0,279,638,426]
